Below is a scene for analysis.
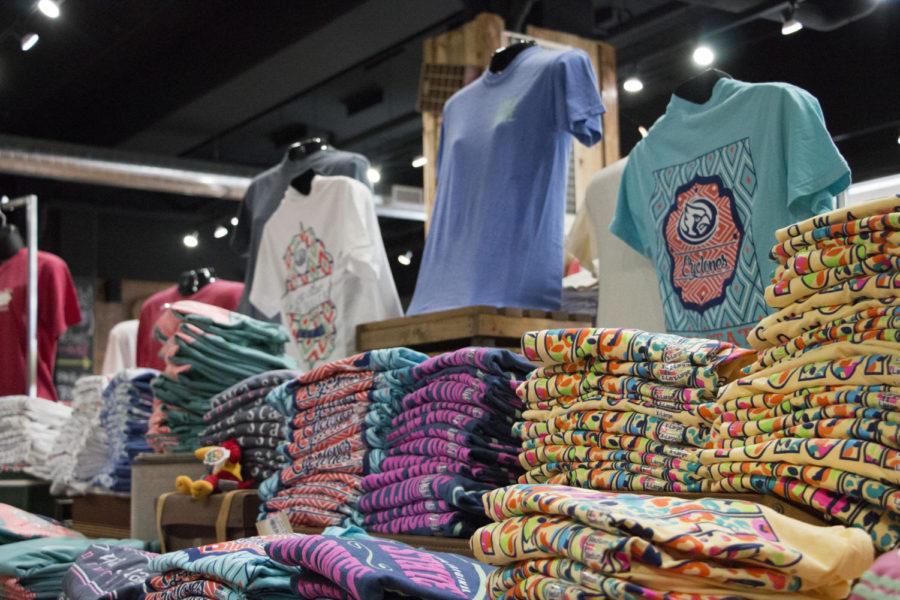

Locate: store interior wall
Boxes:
[0,0,896,378]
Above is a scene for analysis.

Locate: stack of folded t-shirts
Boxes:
[265,527,494,600]
[259,348,427,529]
[850,547,900,600]
[0,503,84,544]
[143,536,300,600]
[146,300,293,453]
[471,484,873,600]
[358,347,533,538]
[199,369,298,483]
[0,396,71,479]
[48,376,110,495]
[61,542,158,600]
[698,196,900,551]
[0,537,144,600]
[514,328,750,494]
[92,369,159,492]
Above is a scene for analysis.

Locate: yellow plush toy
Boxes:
[174,439,248,500]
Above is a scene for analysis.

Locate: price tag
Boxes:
[256,512,293,536]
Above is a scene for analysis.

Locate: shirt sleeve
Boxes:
[346,184,381,282]
[781,86,850,219]
[248,220,283,318]
[609,159,650,258]
[229,180,258,257]
[40,257,82,339]
[554,50,605,146]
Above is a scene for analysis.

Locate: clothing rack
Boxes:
[1,194,38,397]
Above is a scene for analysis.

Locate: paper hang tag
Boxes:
[256,512,293,536]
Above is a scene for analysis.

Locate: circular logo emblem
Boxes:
[676,197,718,244]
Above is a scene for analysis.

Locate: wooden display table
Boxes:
[357,305,592,354]
[71,493,131,539]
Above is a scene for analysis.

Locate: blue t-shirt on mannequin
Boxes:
[408,46,605,315]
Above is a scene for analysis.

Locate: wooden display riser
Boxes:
[357,305,592,354]
[71,493,131,539]
[291,526,474,557]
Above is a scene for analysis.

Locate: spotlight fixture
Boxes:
[692,45,715,67]
[397,251,413,266]
[623,77,643,93]
[638,126,649,138]
[20,33,39,52]
[183,232,199,248]
[230,217,239,226]
[411,156,427,168]
[782,17,802,35]
[367,168,381,184]
[782,1,803,35]
[214,226,228,239]
[37,0,60,19]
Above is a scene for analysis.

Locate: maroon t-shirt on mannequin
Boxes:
[135,280,244,370]
[0,249,81,401]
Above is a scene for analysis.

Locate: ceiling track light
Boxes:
[411,156,427,168]
[213,225,228,239]
[20,33,39,52]
[37,0,60,19]
[782,2,803,35]
[183,232,199,248]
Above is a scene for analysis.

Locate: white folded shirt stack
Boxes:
[47,376,110,494]
[0,395,73,479]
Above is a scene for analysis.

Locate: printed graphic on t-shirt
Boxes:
[664,174,743,310]
[650,138,768,343]
[0,288,10,312]
[282,224,337,364]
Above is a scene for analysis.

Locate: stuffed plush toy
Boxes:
[175,439,252,500]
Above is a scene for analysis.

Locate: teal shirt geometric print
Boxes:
[611,78,851,346]
[652,138,767,339]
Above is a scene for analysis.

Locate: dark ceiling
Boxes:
[0,0,897,299]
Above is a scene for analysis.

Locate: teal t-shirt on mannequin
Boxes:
[611,78,850,346]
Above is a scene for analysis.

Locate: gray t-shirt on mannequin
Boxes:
[231,149,371,320]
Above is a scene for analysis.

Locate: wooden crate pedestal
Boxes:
[357,306,591,354]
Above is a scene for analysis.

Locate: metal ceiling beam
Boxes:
[0,134,253,200]
[0,134,427,221]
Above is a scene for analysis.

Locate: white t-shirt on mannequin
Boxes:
[250,175,402,369]
[586,158,665,332]
[101,319,138,375]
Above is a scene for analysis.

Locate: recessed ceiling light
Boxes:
[230,217,239,226]
[37,0,60,19]
[638,126,649,138]
[623,77,643,93]
[692,45,715,67]
[183,232,199,248]
[367,168,381,184]
[213,226,228,239]
[20,33,39,52]
[411,156,427,168]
